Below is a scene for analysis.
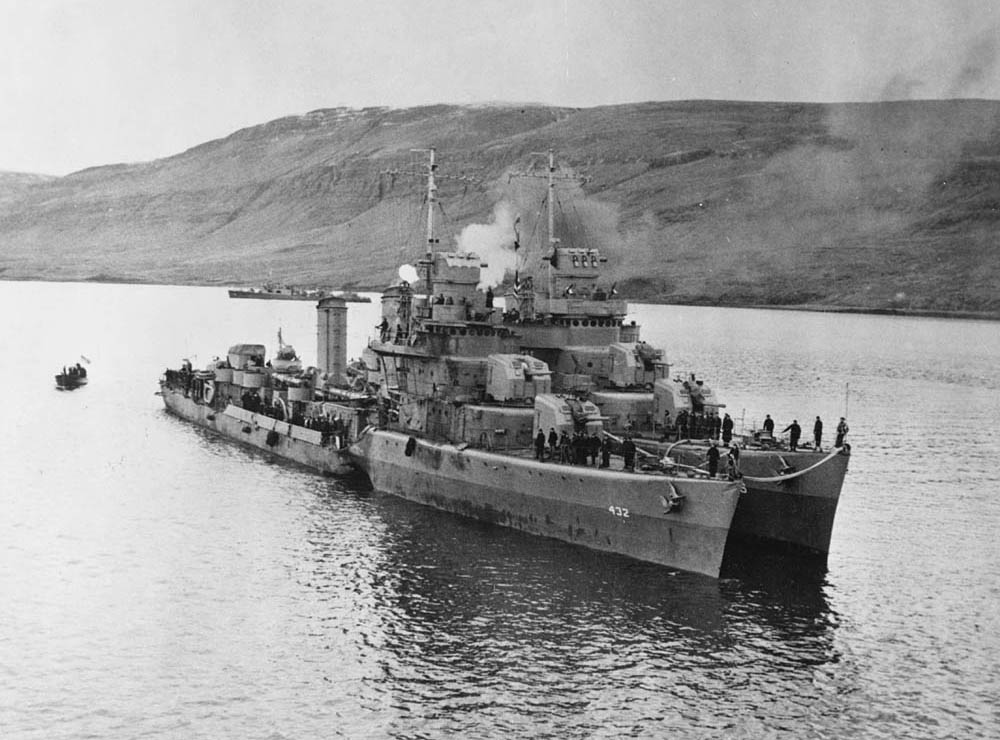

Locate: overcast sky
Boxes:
[2,0,998,175]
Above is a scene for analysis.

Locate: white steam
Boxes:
[454,201,519,290]
[398,264,419,284]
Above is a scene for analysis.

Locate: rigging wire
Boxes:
[568,197,588,251]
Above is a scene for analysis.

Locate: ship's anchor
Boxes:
[775,455,796,477]
[660,482,685,514]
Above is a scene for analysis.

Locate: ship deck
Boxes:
[441,442,714,480]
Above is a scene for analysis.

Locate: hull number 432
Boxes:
[608,505,630,518]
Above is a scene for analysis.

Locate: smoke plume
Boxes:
[947,32,999,97]
[878,27,999,101]
[454,201,519,290]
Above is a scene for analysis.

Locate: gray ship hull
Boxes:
[665,444,850,555]
[160,385,354,475]
[350,429,743,577]
[732,450,848,554]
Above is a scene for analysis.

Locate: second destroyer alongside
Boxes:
[160,148,851,577]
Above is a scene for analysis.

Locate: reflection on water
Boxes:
[1,281,998,738]
[291,481,843,738]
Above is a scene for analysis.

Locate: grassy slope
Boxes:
[0,100,997,314]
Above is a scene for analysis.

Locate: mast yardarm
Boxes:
[508,149,588,300]
[382,148,474,292]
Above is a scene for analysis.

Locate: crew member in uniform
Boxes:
[782,420,802,451]
[706,442,721,477]
[622,435,637,471]
[836,417,849,447]
[547,428,559,459]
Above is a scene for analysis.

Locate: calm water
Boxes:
[2,281,998,739]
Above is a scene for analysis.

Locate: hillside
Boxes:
[0,100,998,315]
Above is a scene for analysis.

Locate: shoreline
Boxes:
[2,275,998,322]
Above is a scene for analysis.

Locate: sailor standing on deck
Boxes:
[814,416,823,450]
[535,429,547,461]
[782,420,802,451]
[763,414,775,436]
[622,435,637,471]
[726,447,741,479]
[588,432,601,465]
[836,417,849,447]
[706,441,721,477]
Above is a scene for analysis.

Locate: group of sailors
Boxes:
[298,414,346,438]
[532,426,747,479]
[61,363,87,379]
[658,409,735,443]
[534,428,617,469]
[238,389,269,416]
[164,366,201,398]
[238,389,346,438]
[657,409,850,452]
[703,441,742,479]
[761,414,850,451]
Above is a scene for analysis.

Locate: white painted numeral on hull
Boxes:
[608,505,630,518]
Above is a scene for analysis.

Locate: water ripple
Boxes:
[1,283,997,738]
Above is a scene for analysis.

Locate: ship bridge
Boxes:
[534,246,626,319]
[422,251,493,324]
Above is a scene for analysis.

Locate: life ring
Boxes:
[203,379,215,405]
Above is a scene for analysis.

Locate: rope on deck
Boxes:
[740,446,846,483]
[618,434,846,483]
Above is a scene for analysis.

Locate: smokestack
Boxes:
[316,296,348,383]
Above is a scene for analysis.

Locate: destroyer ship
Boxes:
[352,148,849,562]
[348,149,743,577]
[159,311,375,475]
[228,284,371,302]
[500,150,850,555]
[160,148,849,575]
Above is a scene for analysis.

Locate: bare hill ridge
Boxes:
[1,100,997,314]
